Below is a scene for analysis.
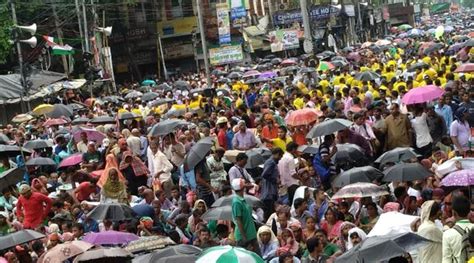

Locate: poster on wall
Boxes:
[269,30,300,52]
[217,3,231,45]
[209,45,244,65]
[229,0,247,28]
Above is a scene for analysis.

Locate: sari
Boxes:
[100,167,128,204]
[97,153,126,187]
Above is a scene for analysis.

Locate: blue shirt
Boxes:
[435,104,453,135]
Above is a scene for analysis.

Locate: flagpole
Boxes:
[51,0,69,75]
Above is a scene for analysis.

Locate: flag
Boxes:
[42,35,75,55]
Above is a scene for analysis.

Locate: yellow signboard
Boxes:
[157,17,198,37]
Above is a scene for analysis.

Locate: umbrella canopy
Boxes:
[82,230,139,245]
[12,113,33,123]
[32,104,54,115]
[25,157,56,167]
[149,119,189,137]
[68,103,86,111]
[271,57,282,64]
[103,96,124,104]
[142,92,160,102]
[212,194,264,208]
[71,117,91,125]
[435,157,474,177]
[0,134,10,144]
[141,79,156,86]
[332,182,389,199]
[196,245,264,263]
[463,38,474,47]
[73,247,132,262]
[183,137,214,172]
[374,39,391,46]
[150,98,175,107]
[0,144,28,157]
[317,61,335,71]
[374,147,418,165]
[124,91,144,100]
[126,236,176,254]
[244,148,268,169]
[298,67,316,74]
[368,211,419,237]
[0,230,45,251]
[441,170,474,187]
[356,71,380,81]
[382,162,431,182]
[281,59,297,66]
[0,168,24,191]
[227,72,242,79]
[333,143,367,166]
[43,118,68,127]
[90,115,115,124]
[398,24,412,31]
[454,63,474,73]
[174,80,191,90]
[407,62,429,72]
[23,139,53,150]
[423,43,444,55]
[163,108,186,119]
[297,144,319,155]
[46,104,74,118]
[202,206,233,221]
[131,244,201,262]
[259,71,277,78]
[73,127,106,144]
[58,153,83,168]
[87,203,136,221]
[144,255,197,263]
[286,108,321,126]
[41,241,93,263]
[306,118,353,138]
[242,70,261,78]
[332,166,384,187]
[401,85,445,105]
[118,112,140,120]
[211,69,227,77]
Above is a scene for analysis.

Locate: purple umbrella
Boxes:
[441,170,474,187]
[242,70,261,78]
[83,230,139,245]
[72,127,106,144]
[448,43,464,53]
[259,71,277,78]
[347,52,361,62]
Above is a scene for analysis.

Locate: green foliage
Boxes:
[0,3,12,64]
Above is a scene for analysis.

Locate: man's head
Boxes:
[238,120,247,132]
[314,229,328,245]
[452,195,470,219]
[198,227,211,243]
[286,142,299,155]
[271,147,284,161]
[80,132,88,142]
[235,153,248,167]
[390,103,400,116]
[118,138,128,151]
[306,236,324,255]
[72,223,84,239]
[87,141,96,153]
[19,184,32,199]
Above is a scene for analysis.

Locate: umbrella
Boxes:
[448,43,464,53]
[82,231,139,245]
[368,211,419,237]
[332,60,348,68]
[441,170,474,187]
[227,72,242,79]
[58,153,83,168]
[163,108,186,119]
[298,67,316,74]
[374,147,418,165]
[336,232,430,263]
[332,182,389,199]
[281,59,297,66]
[124,91,143,100]
[401,85,445,105]
[46,104,74,118]
[32,104,54,115]
[73,248,132,262]
[286,108,321,126]
[398,24,412,31]
[463,38,474,47]
[375,39,391,46]
[141,79,156,86]
[407,62,429,72]
[183,137,214,172]
[342,46,353,52]
[436,157,474,176]
[73,127,106,144]
[454,63,474,73]
[103,96,124,104]
[125,236,176,254]
[408,28,424,36]
[131,244,201,262]
[67,103,86,111]
[317,61,335,71]
[150,98,174,107]
[332,166,384,187]
[0,134,10,144]
[143,255,197,263]
[119,112,140,120]
[306,118,353,138]
[211,69,227,76]
[271,58,282,65]
[0,230,45,250]
[212,194,263,208]
[0,168,26,191]
[423,43,444,55]
[87,203,136,221]
[216,78,230,83]
[131,204,154,218]
[90,115,115,124]
[25,157,56,167]
[174,80,191,90]
[202,206,233,221]
[333,143,367,166]
[148,119,188,137]
[71,117,91,125]
[347,52,361,62]
[245,148,268,169]
[196,245,264,263]
[297,144,319,155]
[356,71,380,81]
[41,241,93,263]
[43,118,68,127]
[361,42,373,49]
[0,144,27,157]
[259,71,277,78]
[142,92,160,102]
[382,162,431,182]
[243,70,261,78]
[12,113,33,123]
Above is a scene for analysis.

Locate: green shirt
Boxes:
[323,243,340,257]
[232,195,256,242]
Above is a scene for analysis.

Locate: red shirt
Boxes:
[16,192,52,229]
[217,128,227,150]
[75,182,96,202]
[262,125,279,148]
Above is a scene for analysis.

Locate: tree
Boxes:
[0,5,12,64]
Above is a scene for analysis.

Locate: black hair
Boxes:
[293,198,305,210]
[236,152,248,162]
[452,195,470,218]
[306,237,321,253]
[394,186,406,199]
[271,147,284,156]
[286,142,299,152]
[429,202,441,219]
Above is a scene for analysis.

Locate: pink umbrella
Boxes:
[58,153,83,168]
[454,63,474,73]
[401,85,445,105]
[73,127,106,144]
[90,170,103,178]
[347,52,361,62]
[43,118,68,127]
[441,170,474,187]
[281,59,297,66]
[242,70,261,78]
[260,71,277,78]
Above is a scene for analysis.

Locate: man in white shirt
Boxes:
[149,141,174,197]
[127,129,142,157]
[76,132,88,153]
[278,142,300,205]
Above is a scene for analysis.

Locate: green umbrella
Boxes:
[398,24,412,31]
[317,61,335,71]
[196,246,264,263]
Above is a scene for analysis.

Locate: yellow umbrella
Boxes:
[32,104,54,115]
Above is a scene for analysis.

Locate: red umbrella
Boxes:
[90,170,103,178]
[58,153,83,168]
[285,108,322,126]
[454,63,474,73]
[281,59,297,66]
[43,118,68,127]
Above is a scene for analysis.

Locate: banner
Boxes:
[273,5,341,25]
[230,6,247,28]
[269,30,300,52]
[157,17,198,37]
[217,3,231,45]
[209,45,244,65]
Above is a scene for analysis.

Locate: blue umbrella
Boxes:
[141,79,156,86]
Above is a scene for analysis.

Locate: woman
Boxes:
[303,216,318,241]
[360,202,379,233]
[119,151,149,196]
[417,201,442,263]
[257,225,279,261]
[336,221,356,253]
[276,228,299,256]
[100,168,128,204]
[188,199,207,233]
[347,227,367,250]
[97,146,126,187]
[320,207,343,242]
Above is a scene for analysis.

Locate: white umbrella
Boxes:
[435,157,474,177]
[368,211,419,237]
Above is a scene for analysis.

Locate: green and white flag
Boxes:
[43,35,75,55]
[196,246,264,263]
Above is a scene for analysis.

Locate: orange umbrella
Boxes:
[285,108,322,126]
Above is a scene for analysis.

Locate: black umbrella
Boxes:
[119,112,140,120]
[332,60,348,68]
[132,245,201,263]
[189,88,207,95]
[227,72,242,79]
[408,62,429,72]
[0,144,28,157]
[25,157,56,167]
[103,96,124,104]
[174,80,191,90]
[67,103,86,111]
[0,133,10,144]
[151,255,197,263]
[297,144,319,155]
[333,143,368,167]
[148,119,188,137]
[87,203,136,221]
[424,43,444,55]
[244,149,266,169]
[163,108,186,119]
[306,118,353,138]
[211,69,227,77]
[356,71,381,81]
[202,206,233,221]
[382,162,431,182]
[183,137,214,172]
[212,194,264,208]
[157,83,172,91]
[332,166,384,187]
[374,147,419,165]
[0,168,25,191]
[216,78,231,84]
[142,92,160,102]
[71,117,91,125]
[464,38,474,47]
[298,67,316,74]
[216,88,231,96]
[271,58,283,65]
[124,91,143,100]
[0,230,45,251]
[90,115,115,124]
[335,232,431,263]
[150,98,174,107]
[342,46,354,52]
[46,104,74,118]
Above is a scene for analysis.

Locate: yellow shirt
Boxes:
[272,137,293,152]
[319,80,330,93]
[293,98,305,110]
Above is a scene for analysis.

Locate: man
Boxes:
[72,223,84,240]
[427,106,447,145]
[278,142,300,205]
[338,128,373,157]
[383,103,412,151]
[261,148,284,221]
[16,184,52,229]
[435,96,453,135]
[195,159,215,207]
[82,142,102,173]
[163,133,186,183]
[301,237,330,263]
[216,117,229,150]
[231,178,260,256]
[293,198,312,228]
[150,141,174,196]
[309,189,329,225]
[228,153,255,184]
[232,120,257,150]
[261,115,279,148]
[193,227,218,249]
[127,128,142,157]
[262,126,293,152]
[450,107,471,156]
[76,132,88,153]
[442,195,473,263]
[314,229,342,258]
[314,135,337,190]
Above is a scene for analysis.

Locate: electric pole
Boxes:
[82,0,90,52]
[75,0,85,52]
[300,0,313,54]
[10,1,26,112]
[51,1,69,74]
[197,0,211,87]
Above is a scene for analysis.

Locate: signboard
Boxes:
[269,30,300,52]
[157,17,198,37]
[217,3,231,45]
[345,5,355,17]
[230,6,247,28]
[164,43,194,59]
[273,5,341,25]
[209,45,244,65]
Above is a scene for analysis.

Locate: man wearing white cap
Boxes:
[16,184,52,229]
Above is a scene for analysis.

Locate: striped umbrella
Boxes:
[317,61,335,71]
[196,246,264,263]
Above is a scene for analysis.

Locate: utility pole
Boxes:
[82,0,90,52]
[197,0,211,87]
[51,1,69,75]
[75,0,85,52]
[10,1,26,112]
[300,0,313,54]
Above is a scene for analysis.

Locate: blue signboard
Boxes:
[231,6,247,28]
[273,5,341,25]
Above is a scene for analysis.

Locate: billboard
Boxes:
[209,45,244,65]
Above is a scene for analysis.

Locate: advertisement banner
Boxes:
[273,5,341,25]
[269,30,300,52]
[217,3,231,45]
[209,45,244,65]
[157,17,198,37]
[230,6,247,28]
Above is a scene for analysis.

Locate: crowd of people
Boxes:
[0,11,473,263]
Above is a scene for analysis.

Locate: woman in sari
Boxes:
[276,228,299,256]
[119,151,149,196]
[359,202,379,233]
[100,168,128,204]
[257,225,279,261]
[320,207,343,242]
[336,221,356,253]
[97,149,126,187]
